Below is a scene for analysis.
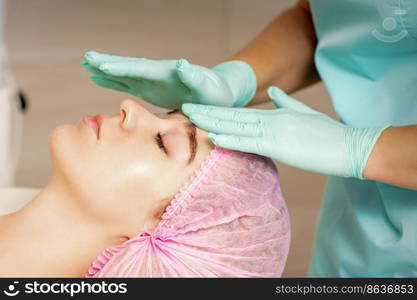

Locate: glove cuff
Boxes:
[345,125,391,179]
[211,60,257,107]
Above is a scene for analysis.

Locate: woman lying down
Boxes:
[0,99,290,277]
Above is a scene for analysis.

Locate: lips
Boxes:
[83,114,103,139]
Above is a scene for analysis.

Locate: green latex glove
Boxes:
[82,51,256,109]
[182,86,389,178]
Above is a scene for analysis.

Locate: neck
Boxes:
[0,175,124,277]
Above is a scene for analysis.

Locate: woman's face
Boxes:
[49,99,213,237]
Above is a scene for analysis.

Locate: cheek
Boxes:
[49,127,192,233]
[149,162,196,208]
[110,149,161,197]
[48,125,156,222]
[87,141,168,223]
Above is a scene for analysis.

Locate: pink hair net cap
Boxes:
[86,147,290,278]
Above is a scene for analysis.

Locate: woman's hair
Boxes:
[86,147,291,277]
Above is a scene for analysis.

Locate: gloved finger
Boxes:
[268,86,317,114]
[188,113,262,137]
[82,60,109,77]
[176,59,208,96]
[84,51,134,68]
[177,59,237,103]
[98,59,168,80]
[82,61,135,87]
[208,133,265,156]
[89,76,130,93]
[182,103,264,123]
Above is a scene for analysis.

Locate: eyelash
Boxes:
[155,133,168,154]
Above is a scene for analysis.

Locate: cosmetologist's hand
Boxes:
[82,51,256,109]
[183,86,387,178]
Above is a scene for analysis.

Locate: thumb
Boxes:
[176,59,210,95]
[268,86,316,113]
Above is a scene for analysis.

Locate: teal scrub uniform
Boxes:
[308,0,417,277]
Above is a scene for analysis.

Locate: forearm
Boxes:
[230,2,319,106]
[363,125,417,190]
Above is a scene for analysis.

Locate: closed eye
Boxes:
[155,132,168,154]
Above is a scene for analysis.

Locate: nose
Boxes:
[119,99,158,131]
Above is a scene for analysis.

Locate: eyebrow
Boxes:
[167,110,198,164]
[185,122,197,165]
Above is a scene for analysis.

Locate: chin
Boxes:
[48,124,86,180]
